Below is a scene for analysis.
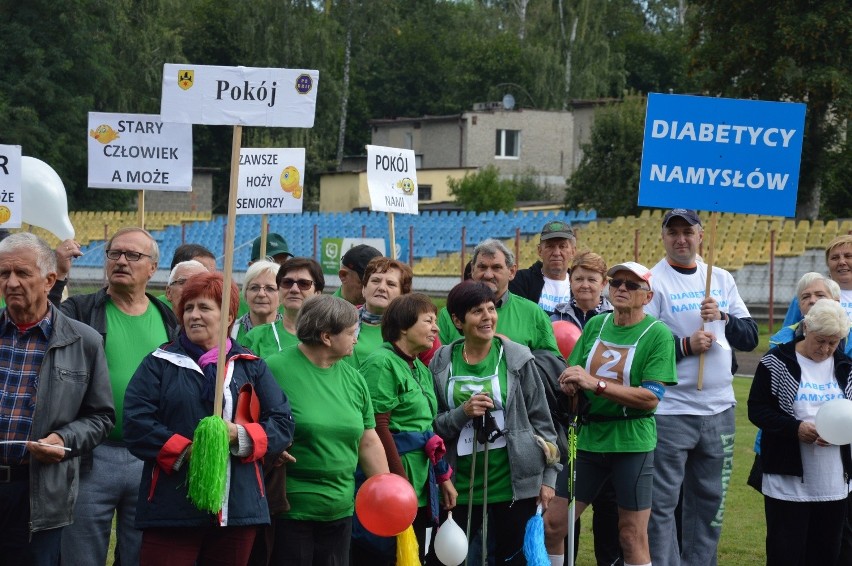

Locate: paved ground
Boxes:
[735,349,762,378]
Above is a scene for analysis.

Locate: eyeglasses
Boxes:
[608,278,649,292]
[169,278,189,287]
[247,284,278,295]
[280,278,315,291]
[105,249,152,262]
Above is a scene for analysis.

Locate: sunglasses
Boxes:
[280,278,314,291]
[608,278,649,292]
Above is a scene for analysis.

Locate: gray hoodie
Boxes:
[430,337,560,502]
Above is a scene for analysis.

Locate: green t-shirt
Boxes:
[446,338,512,505]
[332,287,344,299]
[567,313,677,453]
[105,300,169,441]
[265,345,375,521]
[437,292,559,356]
[344,323,384,369]
[359,343,438,506]
[239,320,299,358]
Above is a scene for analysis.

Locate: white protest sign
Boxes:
[366,145,418,214]
[160,64,319,127]
[0,146,22,229]
[87,113,193,191]
[236,148,305,215]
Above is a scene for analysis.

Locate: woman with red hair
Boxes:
[124,272,294,566]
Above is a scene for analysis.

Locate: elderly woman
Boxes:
[430,280,560,565]
[123,272,295,565]
[352,294,457,564]
[783,235,852,325]
[558,262,676,566]
[749,298,852,566]
[771,272,852,355]
[345,257,415,368]
[241,258,323,358]
[550,251,620,566]
[552,251,613,327]
[231,260,281,341]
[264,295,389,565]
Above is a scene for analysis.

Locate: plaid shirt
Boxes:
[0,308,53,465]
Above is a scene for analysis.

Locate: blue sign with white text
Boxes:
[638,93,805,217]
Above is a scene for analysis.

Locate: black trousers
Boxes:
[426,497,537,566]
[764,495,846,566]
[271,516,352,566]
[0,479,63,566]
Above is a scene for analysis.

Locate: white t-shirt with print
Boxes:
[840,289,852,321]
[645,259,751,415]
[539,276,571,314]
[762,354,850,501]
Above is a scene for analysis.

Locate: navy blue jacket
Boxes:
[748,340,852,479]
[123,340,294,528]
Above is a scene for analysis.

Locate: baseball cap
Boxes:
[662,209,702,227]
[251,233,292,262]
[607,261,652,289]
[341,245,382,279]
[540,220,575,241]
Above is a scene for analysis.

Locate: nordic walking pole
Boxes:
[481,437,489,566]
[464,424,477,566]
[566,395,579,564]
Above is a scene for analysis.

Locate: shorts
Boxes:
[574,450,654,511]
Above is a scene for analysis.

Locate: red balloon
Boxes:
[355,473,418,537]
[552,321,582,359]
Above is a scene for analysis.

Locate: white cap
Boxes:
[607,261,652,289]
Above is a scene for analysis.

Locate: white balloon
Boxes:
[20,156,75,240]
[433,511,468,566]
[815,398,852,445]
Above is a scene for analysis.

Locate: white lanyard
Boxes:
[584,313,659,387]
[448,344,507,455]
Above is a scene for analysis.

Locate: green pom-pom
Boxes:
[188,415,230,513]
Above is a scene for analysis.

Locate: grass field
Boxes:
[574,376,766,565]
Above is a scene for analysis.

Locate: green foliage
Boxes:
[15,0,844,223]
[565,95,646,217]
[448,166,516,213]
[687,0,852,218]
[820,144,852,220]
[513,169,552,202]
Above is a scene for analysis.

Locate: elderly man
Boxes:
[645,209,758,566]
[60,227,179,566]
[438,237,559,354]
[510,220,576,315]
[0,233,114,565]
[161,259,209,313]
[333,244,382,305]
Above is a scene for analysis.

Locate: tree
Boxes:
[564,95,646,217]
[448,166,517,212]
[687,0,852,218]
